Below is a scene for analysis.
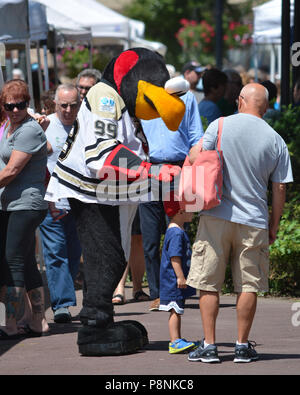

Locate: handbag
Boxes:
[179,117,224,212]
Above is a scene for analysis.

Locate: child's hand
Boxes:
[177,277,187,289]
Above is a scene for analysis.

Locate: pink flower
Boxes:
[180,18,189,26]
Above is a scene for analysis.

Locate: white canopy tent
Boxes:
[35,0,166,55]
[29,0,93,90]
[36,0,144,47]
[252,0,294,82]
[253,0,294,44]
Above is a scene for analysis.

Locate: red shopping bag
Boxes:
[179,117,224,212]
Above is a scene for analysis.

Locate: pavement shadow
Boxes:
[145,340,169,351]
[0,321,80,357]
[115,312,148,317]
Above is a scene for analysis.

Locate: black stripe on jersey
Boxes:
[52,172,98,197]
[84,96,91,111]
[85,144,119,165]
[56,161,100,184]
[85,137,110,152]
[52,171,150,200]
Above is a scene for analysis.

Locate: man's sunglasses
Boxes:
[58,102,79,109]
[4,101,27,111]
[77,85,92,92]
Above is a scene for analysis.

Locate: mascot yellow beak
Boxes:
[135,80,185,131]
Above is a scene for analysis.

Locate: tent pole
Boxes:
[36,41,44,97]
[253,41,258,82]
[43,44,50,91]
[0,67,4,90]
[53,29,59,86]
[25,39,35,110]
[270,44,275,82]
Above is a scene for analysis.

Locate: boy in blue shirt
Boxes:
[159,192,197,354]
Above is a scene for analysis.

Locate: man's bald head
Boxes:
[238,83,269,118]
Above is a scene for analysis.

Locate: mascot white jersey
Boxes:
[45,48,187,356]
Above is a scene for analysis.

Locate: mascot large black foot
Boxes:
[46,48,187,356]
[78,321,149,356]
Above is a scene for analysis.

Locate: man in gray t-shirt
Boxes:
[187,83,293,364]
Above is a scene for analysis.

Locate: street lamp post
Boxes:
[281,0,290,106]
[215,0,223,69]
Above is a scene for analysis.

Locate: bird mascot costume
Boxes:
[46,48,187,356]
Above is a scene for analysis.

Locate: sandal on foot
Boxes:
[112,294,125,305]
[133,290,150,302]
[0,328,24,341]
[22,325,50,338]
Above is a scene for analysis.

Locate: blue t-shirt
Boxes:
[160,226,195,301]
[142,91,204,163]
[198,99,222,125]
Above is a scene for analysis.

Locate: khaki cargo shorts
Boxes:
[187,216,269,293]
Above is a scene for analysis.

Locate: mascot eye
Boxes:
[144,95,156,110]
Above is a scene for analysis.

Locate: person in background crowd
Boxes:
[140,90,204,311]
[12,68,25,80]
[112,209,150,305]
[198,68,228,125]
[217,69,243,116]
[260,80,281,122]
[0,79,49,339]
[182,61,206,103]
[40,89,56,116]
[187,83,293,363]
[76,68,102,101]
[293,77,300,106]
[39,84,82,324]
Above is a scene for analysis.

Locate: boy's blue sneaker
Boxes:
[234,341,259,363]
[188,339,220,363]
[169,338,196,354]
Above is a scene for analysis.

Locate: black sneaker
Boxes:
[234,341,259,363]
[188,339,220,363]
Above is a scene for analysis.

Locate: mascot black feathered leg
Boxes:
[46,48,187,356]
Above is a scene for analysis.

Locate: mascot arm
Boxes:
[86,139,180,182]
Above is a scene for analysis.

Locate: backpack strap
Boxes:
[216,117,224,152]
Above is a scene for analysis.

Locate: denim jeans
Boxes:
[39,210,81,311]
[139,201,167,300]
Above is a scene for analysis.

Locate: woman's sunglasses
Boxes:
[4,101,27,111]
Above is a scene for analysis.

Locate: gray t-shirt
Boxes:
[0,117,48,211]
[202,113,293,229]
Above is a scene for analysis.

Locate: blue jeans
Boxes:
[139,201,167,300]
[39,210,82,311]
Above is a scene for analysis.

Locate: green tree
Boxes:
[124,0,254,68]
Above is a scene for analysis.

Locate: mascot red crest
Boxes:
[46,48,188,356]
